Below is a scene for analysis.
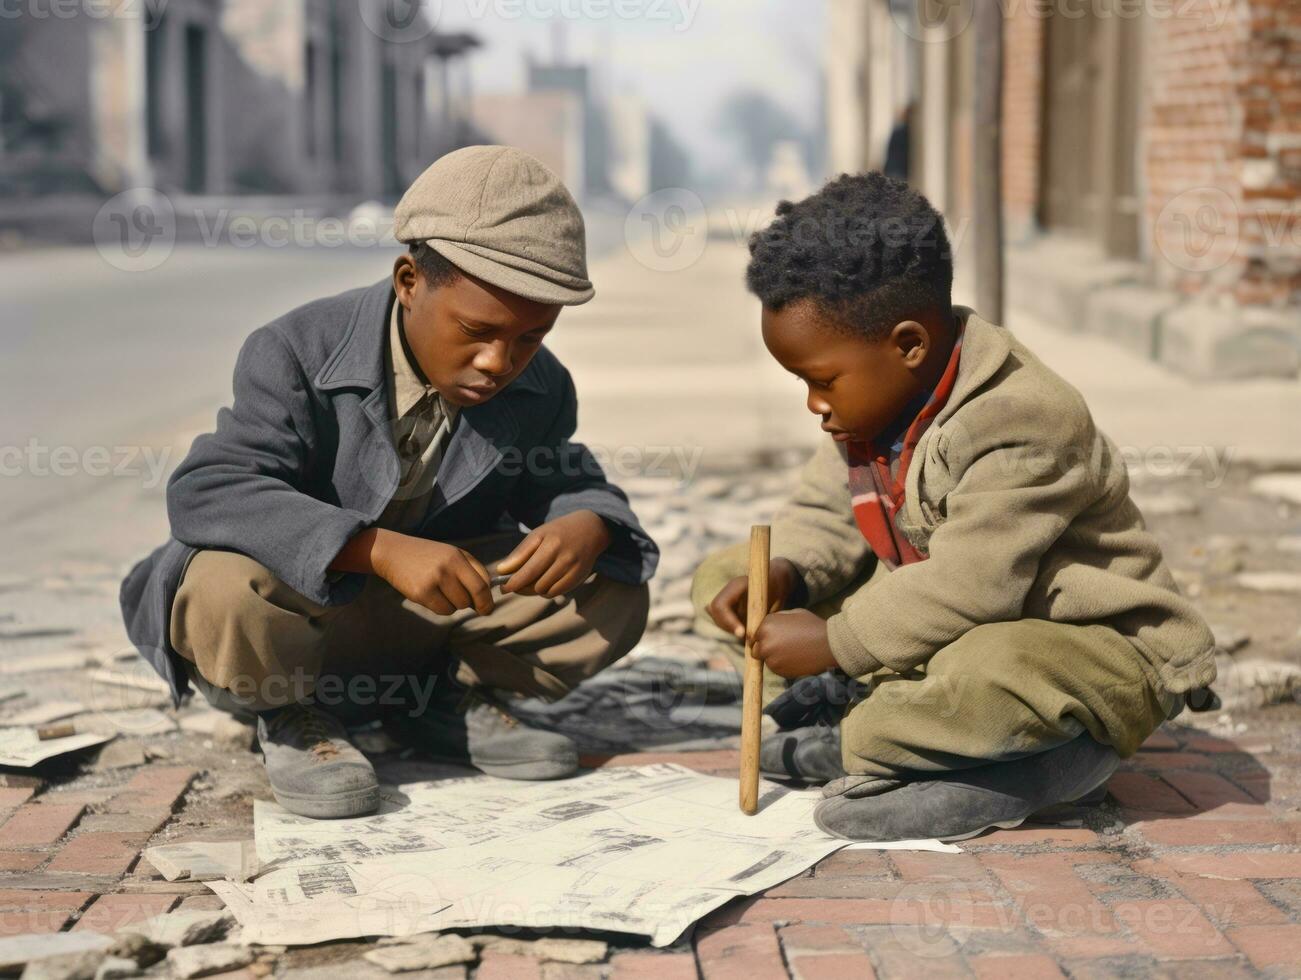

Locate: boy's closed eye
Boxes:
[460,320,550,343]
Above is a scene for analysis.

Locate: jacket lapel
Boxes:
[428,401,520,517]
[310,278,531,522]
[314,279,393,393]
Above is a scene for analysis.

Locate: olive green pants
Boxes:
[171,533,649,715]
[691,542,1169,777]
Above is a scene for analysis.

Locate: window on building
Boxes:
[382,60,400,196]
[183,24,207,192]
[1039,9,1141,259]
[412,68,424,155]
[145,8,166,160]
[329,35,344,166]
[305,39,319,159]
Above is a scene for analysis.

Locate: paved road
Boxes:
[2,243,398,573]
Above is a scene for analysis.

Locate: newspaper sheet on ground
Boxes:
[207,763,956,947]
[0,726,111,767]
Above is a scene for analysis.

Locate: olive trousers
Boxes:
[170,532,649,717]
[691,542,1169,777]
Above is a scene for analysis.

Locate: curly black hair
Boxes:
[745,172,953,338]
[409,242,462,287]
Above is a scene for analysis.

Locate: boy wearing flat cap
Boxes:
[120,147,657,818]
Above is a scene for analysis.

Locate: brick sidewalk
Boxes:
[673,724,1301,979]
[2,726,1299,978]
[0,767,197,940]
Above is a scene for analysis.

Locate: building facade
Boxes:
[830,0,1300,378]
[0,0,480,203]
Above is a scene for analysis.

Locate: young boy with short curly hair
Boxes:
[693,172,1216,842]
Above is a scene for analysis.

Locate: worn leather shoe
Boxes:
[389,677,578,780]
[257,703,380,819]
[813,734,1121,842]
[760,725,846,784]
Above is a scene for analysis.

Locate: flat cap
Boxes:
[394,145,594,305]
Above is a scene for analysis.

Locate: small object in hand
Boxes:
[37,722,76,740]
[489,574,511,589]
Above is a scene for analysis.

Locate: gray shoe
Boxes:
[760,725,845,784]
[390,683,578,781]
[256,703,380,819]
[813,734,1121,843]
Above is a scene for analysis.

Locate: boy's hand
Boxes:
[495,510,612,598]
[372,534,495,616]
[708,558,803,639]
[752,609,838,679]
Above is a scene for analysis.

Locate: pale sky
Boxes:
[434,0,827,179]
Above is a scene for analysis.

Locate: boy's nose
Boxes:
[476,341,514,377]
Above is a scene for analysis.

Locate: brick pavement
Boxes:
[0,766,196,938]
[653,723,1301,979]
[2,726,1299,978]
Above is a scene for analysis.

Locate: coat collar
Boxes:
[933,307,1012,426]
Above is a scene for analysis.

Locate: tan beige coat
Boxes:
[769,309,1216,697]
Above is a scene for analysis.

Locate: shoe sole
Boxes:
[937,817,1025,843]
[423,751,579,781]
[271,785,381,819]
[816,769,1116,843]
[479,759,578,781]
[921,771,1114,843]
[814,803,1027,843]
[817,754,1119,843]
[931,769,1119,843]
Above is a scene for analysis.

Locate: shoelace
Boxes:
[457,689,519,729]
[272,706,342,761]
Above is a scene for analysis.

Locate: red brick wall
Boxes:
[1145,0,1300,308]
[1237,0,1300,307]
[1002,6,1045,236]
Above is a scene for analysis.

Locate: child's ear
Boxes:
[889,320,930,370]
[393,254,419,307]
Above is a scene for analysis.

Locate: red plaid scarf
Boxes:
[847,329,964,569]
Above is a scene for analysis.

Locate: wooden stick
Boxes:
[740,524,770,815]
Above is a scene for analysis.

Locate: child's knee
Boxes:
[172,549,328,639]
[170,549,332,702]
[601,579,651,662]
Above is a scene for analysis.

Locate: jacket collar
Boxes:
[933,307,1012,426]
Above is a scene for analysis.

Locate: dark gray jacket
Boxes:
[120,278,658,706]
